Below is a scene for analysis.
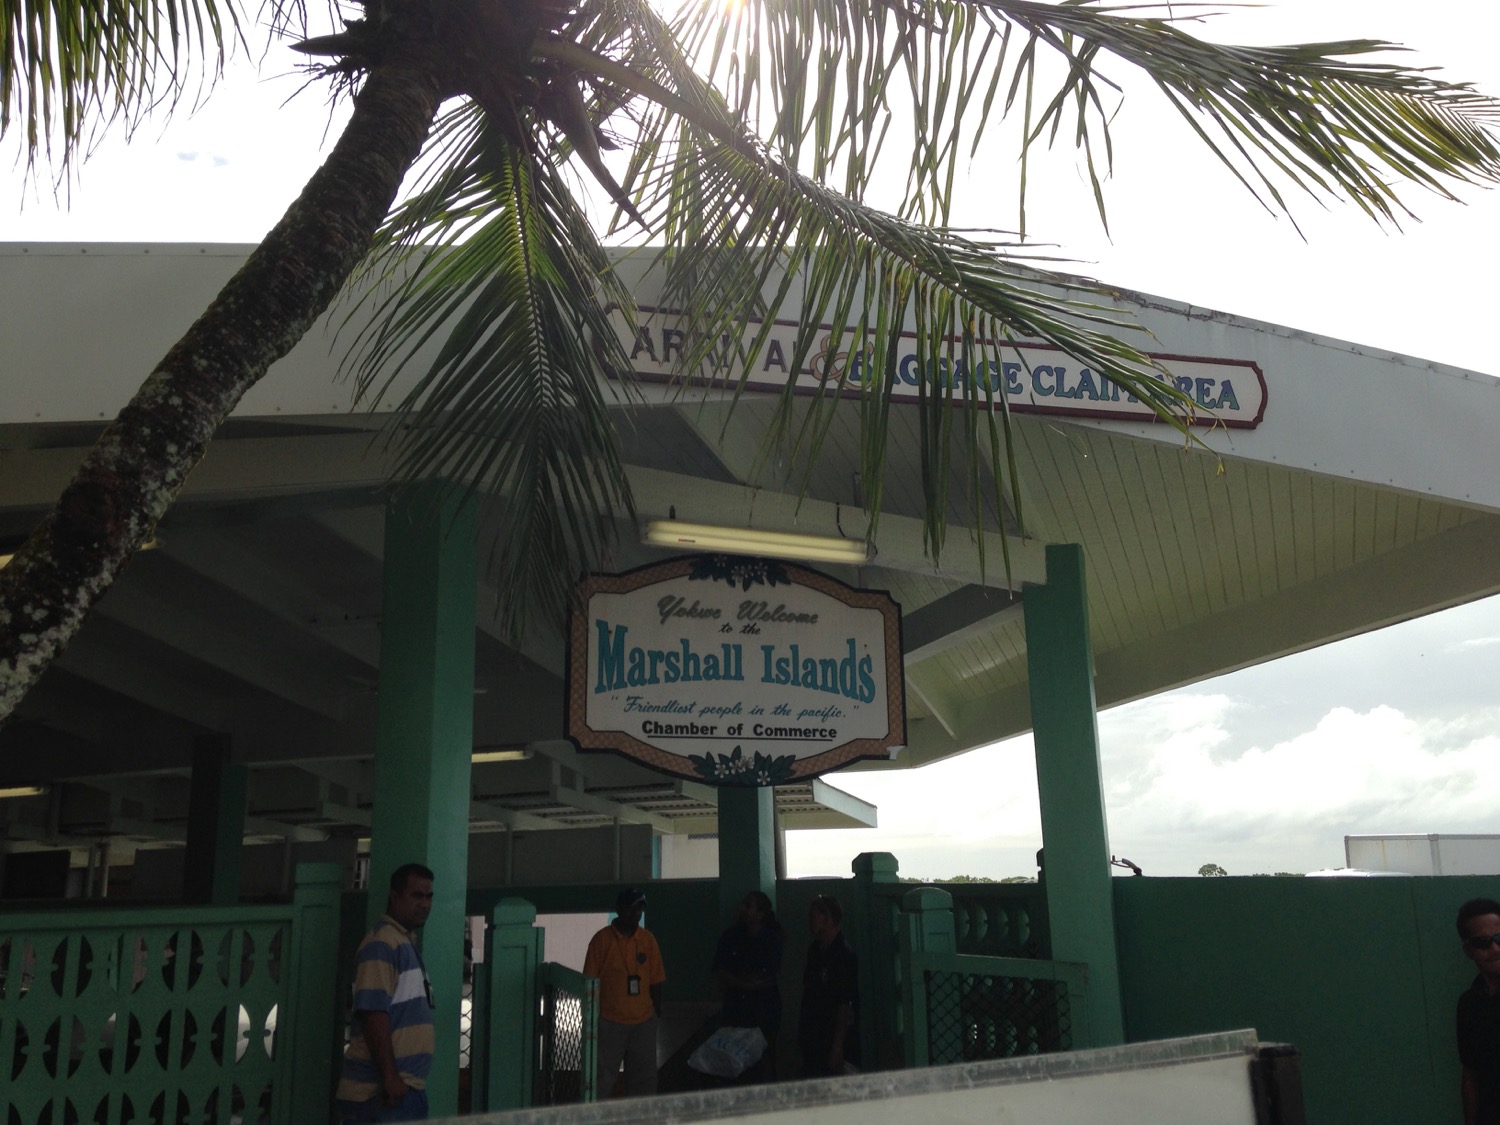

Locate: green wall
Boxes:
[1115,874,1500,1124]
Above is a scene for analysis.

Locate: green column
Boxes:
[1022,543,1124,1046]
[369,482,478,1118]
[898,886,957,1067]
[183,734,245,905]
[717,786,775,924]
[475,898,543,1111]
[280,862,345,1124]
[849,852,900,1068]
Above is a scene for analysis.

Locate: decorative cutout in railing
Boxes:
[949,895,1037,959]
[1,917,290,1125]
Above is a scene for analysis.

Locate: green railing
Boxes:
[536,962,598,1106]
[0,862,342,1125]
[897,886,1086,1069]
[808,855,1048,1071]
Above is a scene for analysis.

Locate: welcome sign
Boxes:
[567,556,905,785]
[612,306,1268,428]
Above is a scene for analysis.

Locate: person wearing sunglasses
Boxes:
[1456,897,1500,1125]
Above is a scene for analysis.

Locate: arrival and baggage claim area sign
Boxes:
[567,556,906,785]
[611,306,1268,428]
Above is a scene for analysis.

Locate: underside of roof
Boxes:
[2,243,1497,860]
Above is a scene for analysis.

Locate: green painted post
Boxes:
[717,786,776,924]
[183,734,246,905]
[368,482,478,1118]
[897,886,956,1068]
[849,852,900,1070]
[281,862,344,1124]
[1022,543,1124,1047]
[479,898,543,1111]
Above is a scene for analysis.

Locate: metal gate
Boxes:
[536,963,598,1106]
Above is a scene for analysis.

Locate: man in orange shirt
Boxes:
[584,888,666,1098]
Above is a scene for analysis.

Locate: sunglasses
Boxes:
[1465,934,1500,952]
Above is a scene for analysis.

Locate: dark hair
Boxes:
[390,863,435,893]
[1457,898,1500,936]
[742,890,785,936]
[809,894,843,927]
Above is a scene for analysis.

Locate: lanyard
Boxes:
[610,926,644,975]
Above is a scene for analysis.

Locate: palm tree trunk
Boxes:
[0,61,443,724]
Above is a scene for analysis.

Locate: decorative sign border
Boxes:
[610,305,1268,428]
[566,555,906,785]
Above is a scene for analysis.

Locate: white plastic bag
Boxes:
[687,1025,768,1078]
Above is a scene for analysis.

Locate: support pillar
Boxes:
[717,786,776,924]
[183,734,246,905]
[279,862,345,1124]
[1023,543,1124,1046]
[849,852,900,1069]
[474,898,543,1111]
[898,887,956,1067]
[369,483,478,1118]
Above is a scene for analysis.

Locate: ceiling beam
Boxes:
[902,584,1023,663]
[162,527,382,668]
[0,432,393,512]
[319,801,372,828]
[548,784,672,833]
[90,561,355,721]
[297,759,376,797]
[808,778,877,827]
[904,672,959,740]
[54,617,238,730]
[469,800,554,833]
[314,507,566,678]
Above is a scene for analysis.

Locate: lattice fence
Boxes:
[923,969,1072,1066]
[536,964,597,1107]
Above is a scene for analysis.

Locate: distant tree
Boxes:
[1198,863,1229,877]
[944,875,997,884]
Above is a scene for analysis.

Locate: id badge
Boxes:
[628,974,641,996]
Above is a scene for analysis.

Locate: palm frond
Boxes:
[342,0,1500,624]
[2,0,245,172]
[343,108,637,635]
[667,0,1500,231]
[571,5,1192,566]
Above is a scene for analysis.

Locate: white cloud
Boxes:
[1100,692,1500,874]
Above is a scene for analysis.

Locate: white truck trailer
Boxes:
[1344,833,1500,876]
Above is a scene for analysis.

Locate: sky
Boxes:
[7,0,1500,879]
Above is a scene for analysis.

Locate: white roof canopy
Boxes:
[3,242,1497,847]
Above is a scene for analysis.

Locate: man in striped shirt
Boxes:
[336,863,437,1123]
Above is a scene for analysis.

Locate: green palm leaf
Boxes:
[2,0,243,171]
[344,109,637,635]
[340,0,1500,630]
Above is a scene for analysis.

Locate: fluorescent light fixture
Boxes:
[0,785,49,799]
[472,746,532,763]
[642,520,869,566]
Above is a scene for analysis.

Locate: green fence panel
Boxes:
[0,864,340,1125]
[537,962,598,1106]
[898,884,1085,1070]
